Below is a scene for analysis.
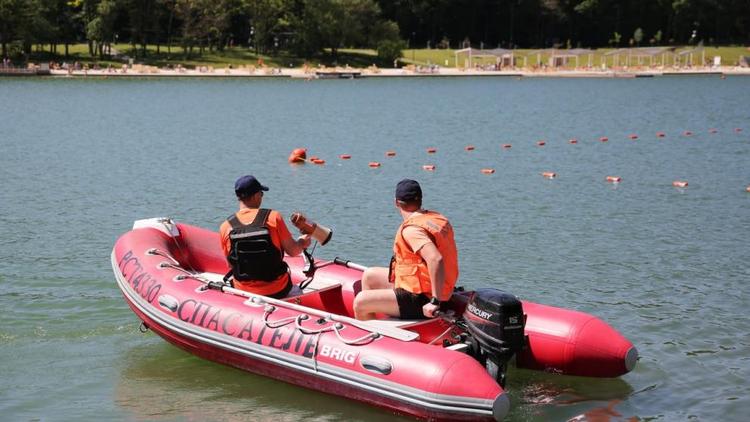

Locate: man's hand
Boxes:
[297,234,312,249]
[422,302,440,318]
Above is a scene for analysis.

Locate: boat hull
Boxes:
[112,218,636,420]
[113,219,507,421]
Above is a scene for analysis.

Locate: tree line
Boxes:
[1,0,748,63]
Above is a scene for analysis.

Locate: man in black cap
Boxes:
[219,175,311,298]
[353,179,459,320]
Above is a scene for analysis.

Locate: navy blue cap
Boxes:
[395,179,422,202]
[235,175,269,198]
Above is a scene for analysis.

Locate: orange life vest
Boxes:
[390,211,459,300]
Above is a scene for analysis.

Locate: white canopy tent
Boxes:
[454,48,515,68]
[548,48,595,68]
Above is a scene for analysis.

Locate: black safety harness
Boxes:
[225,209,289,283]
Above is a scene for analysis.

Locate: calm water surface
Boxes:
[1,75,749,421]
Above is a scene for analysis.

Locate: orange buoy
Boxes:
[656,131,666,138]
[736,128,743,133]
[288,147,307,164]
[312,159,326,165]
[481,168,495,174]
[465,145,475,151]
[709,128,718,134]
[536,140,546,146]
[605,176,622,183]
[339,154,351,159]
[368,162,381,168]
[385,150,396,157]
[502,144,512,149]
[672,180,688,188]
[422,165,436,171]
[541,172,556,179]
[568,139,578,144]
[629,134,638,140]
[599,136,609,142]
[426,147,437,154]
[683,130,693,136]
[308,155,319,162]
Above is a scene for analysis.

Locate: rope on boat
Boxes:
[143,249,390,365]
[428,325,456,345]
[257,301,378,372]
[146,248,180,265]
[262,305,303,328]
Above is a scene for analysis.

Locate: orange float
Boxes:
[368,162,381,168]
[736,128,743,133]
[605,176,622,183]
[288,147,307,164]
[312,159,326,165]
[339,154,351,159]
[502,144,512,149]
[541,172,556,179]
[465,145,475,151]
[672,180,688,188]
[427,148,437,154]
[683,131,693,136]
[481,168,495,174]
[536,141,546,146]
[709,128,718,134]
[422,165,436,171]
[385,151,396,157]
[656,132,666,138]
[568,139,578,144]
[629,134,638,140]
[599,136,609,142]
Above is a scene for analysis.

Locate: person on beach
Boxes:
[353,179,459,320]
[220,175,311,298]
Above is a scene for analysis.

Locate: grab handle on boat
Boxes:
[333,257,368,272]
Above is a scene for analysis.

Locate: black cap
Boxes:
[395,179,422,202]
[235,175,269,199]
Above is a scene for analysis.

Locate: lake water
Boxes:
[1,75,749,421]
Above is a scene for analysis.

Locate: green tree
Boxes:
[86,0,117,58]
[372,20,402,65]
[246,0,289,55]
[653,29,662,44]
[294,0,382,59]
[633,27,643,46]
[0,0,35,58]
[608,31,621,47]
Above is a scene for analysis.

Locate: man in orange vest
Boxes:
[354,179,459,320]
[219,175,310,298]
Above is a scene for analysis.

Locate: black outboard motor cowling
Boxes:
[462,289,525,385]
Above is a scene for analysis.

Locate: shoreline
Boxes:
[4,66,749,79]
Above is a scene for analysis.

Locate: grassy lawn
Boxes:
[29,44,388,69]
[27,44,749,69]
[399,46,750,68]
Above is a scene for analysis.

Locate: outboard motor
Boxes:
[462,289,526,387]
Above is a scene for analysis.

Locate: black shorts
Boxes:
[394,288,430,319]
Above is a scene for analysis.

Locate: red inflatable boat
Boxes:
[111,218,637,421]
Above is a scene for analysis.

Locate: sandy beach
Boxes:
[45,65,750,79]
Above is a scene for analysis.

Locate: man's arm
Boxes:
[276,213,311,256]
[403,226,444,318]
[281,234,311,256]
[418,242,445,299]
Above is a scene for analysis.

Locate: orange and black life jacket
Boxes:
[227,208,288,282]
